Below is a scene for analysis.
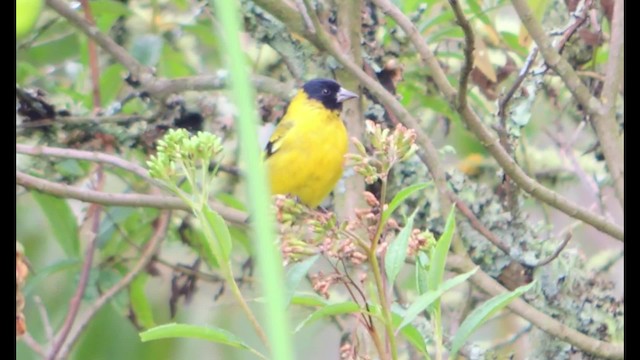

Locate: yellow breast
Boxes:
[266,92,348,207]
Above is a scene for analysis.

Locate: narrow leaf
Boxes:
[23,259,81,296]
[140,323,252,351]
[391,312,430,359]
[32,192,80,257]
[130,274,155,329]
[427,207,456,291]
[295,301,361,333]
[202,205,232,260]
[382,182,431,224]
[398,267,478,331]
[290,294,329,308]
[415,252,429,295]
[449,281,536,358]
[285,255,320,306]
[385,210,417,286]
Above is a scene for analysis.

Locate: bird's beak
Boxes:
[336,87,358,103]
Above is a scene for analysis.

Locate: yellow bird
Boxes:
[265,78,358,207]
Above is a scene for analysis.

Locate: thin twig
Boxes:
[510,0,602,114]
[20,333,46,357]
[498,47,539,118]
[47,219,100,360]
[541,0,591,73]
[530,231,572,267]
[592,0,624,207]
[56,210,170,359]
[449,192,512,255]
[143,74,293,99]
[16,171,247,226]
[34,296,54,343]
[45,0,153,85]
[80,0,101,110]
[17,114,151,129]
[17,144,153,183]
[449,0,474,111]
[594,250,624,274]
[490,324,532,350]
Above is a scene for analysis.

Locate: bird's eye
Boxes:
[322,88,330,95]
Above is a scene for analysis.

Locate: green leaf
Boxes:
[398,267,478,331]
[295,301,361,333]
[449,281,536,358]
[130,274,155,329]
[427,207,456,292]
[140,323,251,350]
[54,159,87,178]
[98,206,136,248]
[32,192,80,257]
[130,34,164,67]
[183,23,219,48]
[385,210,417,286]
[202,205,232,261]
[158,42,196,78]
[500,31,527,56]
[90,0,132,17]
[415,252,429,295]
[290,293,329,308]
[391,312,430,359]
[285,254,320,306]
[99,63,125,105]
[382,182,431,224]
[23,32,80,66]
[23,258,81,296]
[468,0,492,25]
[215,193,248,212]
[229,226,252,254]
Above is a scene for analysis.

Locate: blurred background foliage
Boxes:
[17,0,622,359]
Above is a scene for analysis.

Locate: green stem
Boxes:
[369,249,398,360]
[432,304,443,360]
[369,325,390,360]
[368,176,398,360]
[196,208,270,348]
[225,266,270,348]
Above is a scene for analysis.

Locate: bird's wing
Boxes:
[264,120,294,158]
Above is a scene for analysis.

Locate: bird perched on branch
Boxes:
[265,78,358,207]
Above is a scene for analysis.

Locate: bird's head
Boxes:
[302,78,358,111]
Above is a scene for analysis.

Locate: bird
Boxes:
[264,78,358,208]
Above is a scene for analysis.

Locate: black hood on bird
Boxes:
[303,78,357,111]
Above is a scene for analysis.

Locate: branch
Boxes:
[510,0,602,115]
[447,255,624,359]
[45,0,292,102]
[374,0,622,241]
[531,231,572,267]
[449,193,512,255]
[450,0,474,110]
[592,0,624,206]
[18,114,152,129]
[17,144,152,182]
[20,333,45,357]
[56,210,171,359]
[16,171,248,226]
[498,47,539,118]
[143,74,293,99]
[45,0,153,85]
[47,218,99,360]
[333,0,366,221]
[79,0,101,110]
